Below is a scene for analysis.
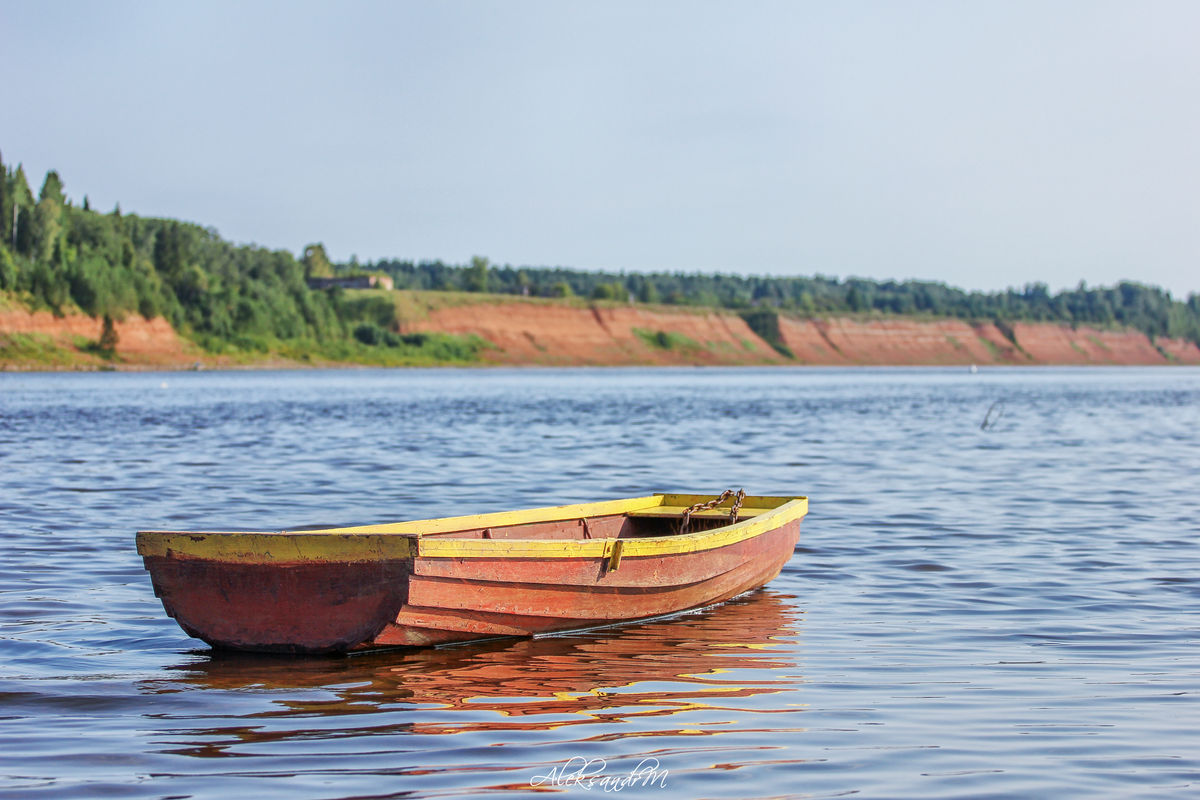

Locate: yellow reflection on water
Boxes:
[143,590,806,755]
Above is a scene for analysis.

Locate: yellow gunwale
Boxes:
[135,532,415,563]
[136,494,808,563]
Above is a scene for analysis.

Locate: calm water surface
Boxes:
[1,367,1197,799]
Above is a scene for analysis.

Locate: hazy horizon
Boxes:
[3,1,1198,299]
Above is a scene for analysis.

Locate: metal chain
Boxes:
[729,488,745,521]
[678,488,746,534]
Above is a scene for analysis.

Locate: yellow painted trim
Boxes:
[416,497,808,559]
[135,494,808,564]
[312,495,666,535]
[135,531,414,563]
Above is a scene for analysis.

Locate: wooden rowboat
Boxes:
[136,491,808,654]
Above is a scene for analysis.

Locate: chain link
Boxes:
[678,488,746,534]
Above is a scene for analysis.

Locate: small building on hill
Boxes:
[306,275,395,291]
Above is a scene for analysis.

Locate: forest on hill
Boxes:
[3,148,1199,359]
[0,151,485,363]
[367,257,1200,344]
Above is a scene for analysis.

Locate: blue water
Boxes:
[1,366,1197,799]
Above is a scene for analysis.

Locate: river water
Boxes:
[1,366,1197,799]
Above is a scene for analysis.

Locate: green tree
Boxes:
[353,321,383,345]
[10,165,34,255]
[99,314,119,354]
[302,243,333,278]
[174,264,209,305]
[28,260,69,309]
[591,281,627,301]
[14,207,34,256]
[39,170,65,205]
[0,148,9,247]
[847,285,865,312]
[152,221,194,280]
[468,255,489,293]
[9,164,33,209]
[515,269,532,295]
[32,171,66,264]
[637,279,660,304]
[0,246,16,290]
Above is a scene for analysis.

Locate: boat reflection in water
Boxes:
[144,590,805,760]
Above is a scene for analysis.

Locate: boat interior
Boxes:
[423,497,787,541]
[291,494,805,542]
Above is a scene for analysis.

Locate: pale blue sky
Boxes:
[3,1,1197,297]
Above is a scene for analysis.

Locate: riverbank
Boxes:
[3,291,1199,370]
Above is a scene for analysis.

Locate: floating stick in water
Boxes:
[980,401,1006,431]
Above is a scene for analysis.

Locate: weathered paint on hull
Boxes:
[143,557,412,653]
[368,521,800,648]
[137,494,808,654]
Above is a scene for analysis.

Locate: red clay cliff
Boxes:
[3,297,1199,369]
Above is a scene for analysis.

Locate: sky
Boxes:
[2,0,1198,297]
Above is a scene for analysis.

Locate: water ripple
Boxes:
[1,366,1198,798]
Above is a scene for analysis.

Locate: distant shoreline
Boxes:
[4,293,1199,371]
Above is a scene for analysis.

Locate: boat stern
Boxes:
[136,530,416,654]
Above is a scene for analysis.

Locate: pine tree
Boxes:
[10,165,34,255]
[39,170,65,205]
[32,171,65,264]
[99,314,119,354]
[0,148,9,248]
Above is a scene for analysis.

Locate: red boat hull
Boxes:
[137,494,807,654]
[370,520,800,648]
[144,557,413,653]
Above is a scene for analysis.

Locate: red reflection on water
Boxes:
[145,591,805,754]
